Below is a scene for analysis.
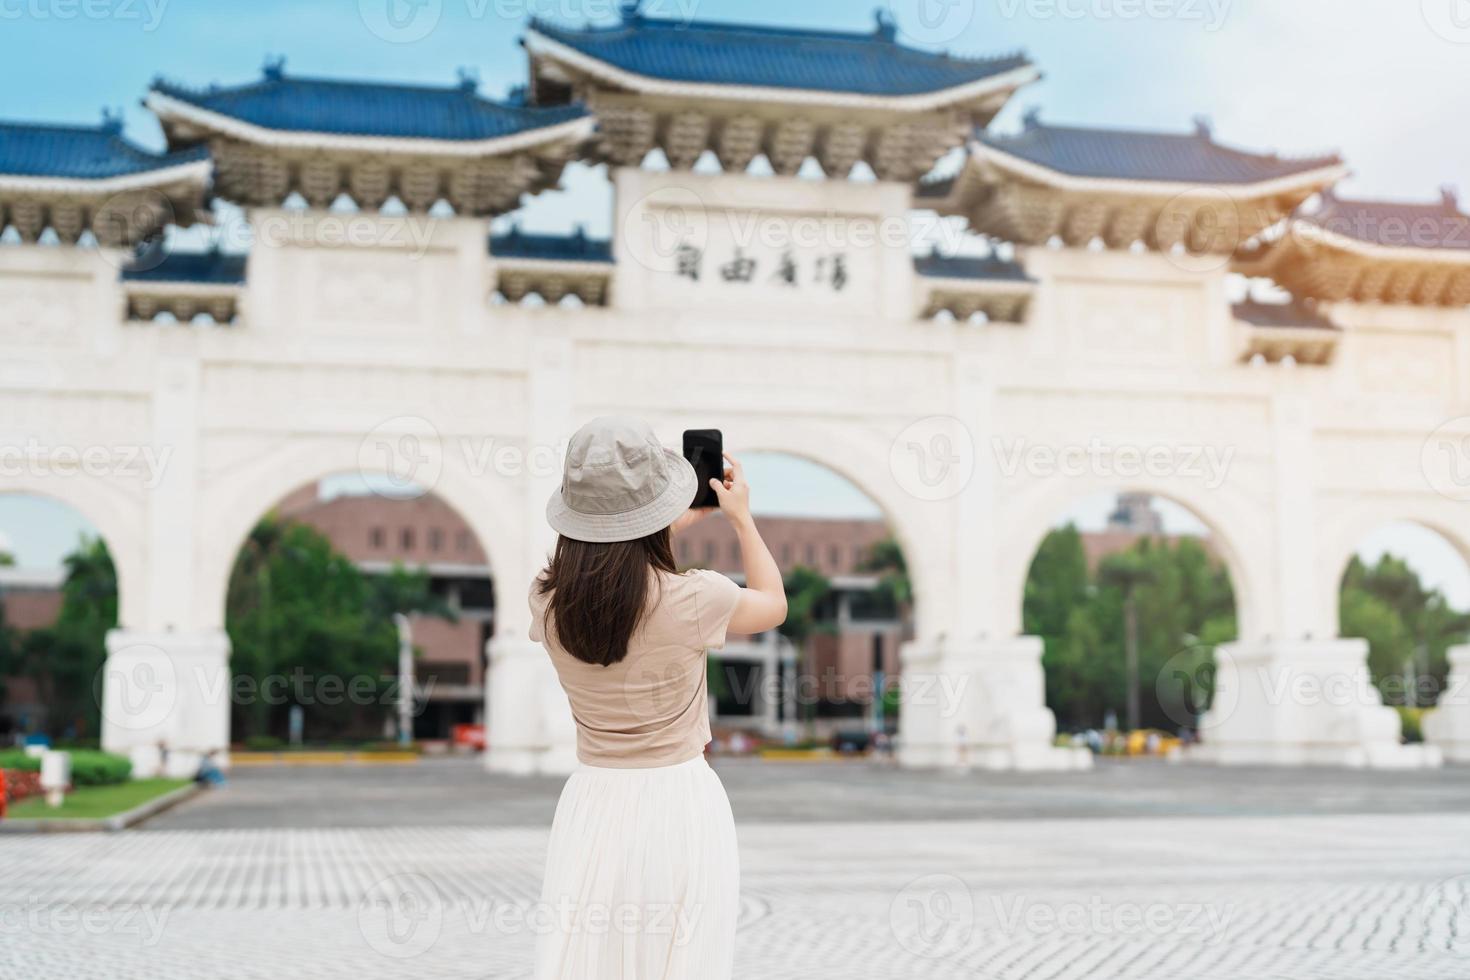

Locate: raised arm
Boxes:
[708,452,788,634]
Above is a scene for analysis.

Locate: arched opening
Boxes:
[1019,491,1239,751]
[222,472,499,750]
[0,493,121,743]
[1335,521,1470,740]
[670,451,915,753]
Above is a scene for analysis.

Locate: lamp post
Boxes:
[393,613,413,746]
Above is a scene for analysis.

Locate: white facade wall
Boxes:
[2,168,1467,774]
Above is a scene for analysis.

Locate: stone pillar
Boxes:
[1425,645,1470,763]
[484,333,578,776]
[101,630,232,778]
[895,352,1086,771]
[102,348,234,779]
[898,637,1091,771]
[1197,639,1441,768]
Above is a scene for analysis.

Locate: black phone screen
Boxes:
[683,429,723,509]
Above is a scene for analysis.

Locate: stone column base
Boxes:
[897,637,1092,772]
[100,629,232,779]
[1425,645,1470,763]
[1191,639,1441,769]
[483,637,577,777]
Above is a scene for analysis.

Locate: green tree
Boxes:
[859,536,912,612]
[9,537,119,738]
[778,565,832,732]
[1024,528,1237,732]
[1341,554,1470,701]
[227,516,409,739]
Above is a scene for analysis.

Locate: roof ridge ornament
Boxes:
[100,107,124,136]
[1022,106,1042,130]
[1192,114,1213,140]
[1442,184,1460,211]
[262,55,286,82]
[619,0,642,26]
[873,7,898,42]
[457,67,479,93]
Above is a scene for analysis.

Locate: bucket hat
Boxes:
[547,417,699,543]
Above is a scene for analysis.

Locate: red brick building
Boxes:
[276,484,494,740]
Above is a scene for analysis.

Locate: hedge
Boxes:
[0,749,131,785]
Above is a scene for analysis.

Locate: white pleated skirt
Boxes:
[534,754,740,980]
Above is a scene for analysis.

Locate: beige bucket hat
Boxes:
[546,417,699,543]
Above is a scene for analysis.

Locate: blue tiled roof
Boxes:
[122,247,247,284]
[913,251,1031,283]
[1233,299,1336,330]
[150,67,589,141]
[490,226,612,262]
[527,11,1032,97]
[979,113,1342,185]
[0,118,208,180]
[1298,188,1470,252]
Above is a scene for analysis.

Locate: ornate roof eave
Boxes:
[145,89,594,214]
[968,141,1348,200]
[0,159,211,245]
[928,142,1347,251]
[1234,227,1470,307]
[523,27,1039,114]
[0,156,211,196]
[122,278,243,323]
[146,90,596,158]
[915,268,1035,324]
[1275,218,1470,267]
[492,256,613,306]
[1232,302,1339,365]
[1237,322,1338,365]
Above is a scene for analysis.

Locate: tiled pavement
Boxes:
[3,811,1469,979]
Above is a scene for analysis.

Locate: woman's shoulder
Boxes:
[657,568,741,610]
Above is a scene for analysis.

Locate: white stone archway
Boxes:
[0,472,147,630]
[996,476,1269,645]
[1315,504,1470,764]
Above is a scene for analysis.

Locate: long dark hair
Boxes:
[538,527,678,666]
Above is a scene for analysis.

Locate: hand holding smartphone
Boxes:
[682,429,722,509]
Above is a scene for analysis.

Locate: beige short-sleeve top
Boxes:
[529,568,743,768]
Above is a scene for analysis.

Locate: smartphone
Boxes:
[682,429,723,509]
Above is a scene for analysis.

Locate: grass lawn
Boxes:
[6,779,191,820]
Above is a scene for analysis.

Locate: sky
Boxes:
[1,0,1468,602]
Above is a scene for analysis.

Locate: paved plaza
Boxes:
[4,760,1469,978]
